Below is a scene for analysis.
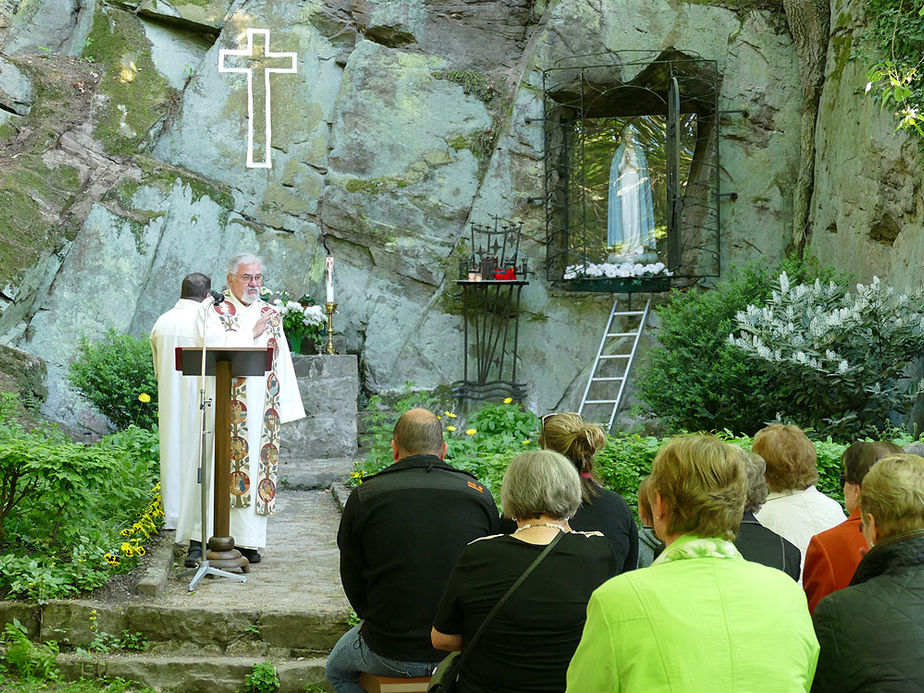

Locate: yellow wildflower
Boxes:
[138,392,151,403]
[447,426,456,432]
[504,397,513,404]
[523,439,531,445]
[465,428,476,436]
[445,411,457,419]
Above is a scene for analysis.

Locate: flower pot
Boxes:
[288,334,320,355]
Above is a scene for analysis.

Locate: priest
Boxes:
[181,253,305,567]
[150,272,212,531]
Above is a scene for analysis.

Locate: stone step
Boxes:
[37,490,349,655]
[58,652,331,693]
[279,457,357,491]
[32,599,347,655]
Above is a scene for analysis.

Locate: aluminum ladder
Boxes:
[578,296,651,431]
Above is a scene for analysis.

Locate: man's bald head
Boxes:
[392,408,446,460]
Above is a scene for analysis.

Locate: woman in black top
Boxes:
[538,412,638,571]
[431,450,620,693]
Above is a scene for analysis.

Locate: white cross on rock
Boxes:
[218,28,298,169]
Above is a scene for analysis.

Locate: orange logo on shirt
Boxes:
[467,481,484,493]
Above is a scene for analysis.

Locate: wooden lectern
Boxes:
[176,346,273,576]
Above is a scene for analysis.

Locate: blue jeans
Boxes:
[326,624,438,693]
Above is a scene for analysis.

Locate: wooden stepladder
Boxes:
[578,296,651,431]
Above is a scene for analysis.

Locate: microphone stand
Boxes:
[179,293,247,591]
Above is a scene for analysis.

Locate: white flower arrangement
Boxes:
[260,288,326,344]
[274,299,326,329]
[563,261,673,280]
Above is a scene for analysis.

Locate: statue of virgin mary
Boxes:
[607,125,655,256]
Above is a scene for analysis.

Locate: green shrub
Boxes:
[731,274,924,440]
[0,398,161,601]
[635,256,841,435]
[351,398,887,518]
[69,329,157,430]
[352,398,539,505]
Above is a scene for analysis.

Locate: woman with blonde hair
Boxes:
[566,435,818,691]
[539,412,638,571]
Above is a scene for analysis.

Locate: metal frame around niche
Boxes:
[540,49,723,292]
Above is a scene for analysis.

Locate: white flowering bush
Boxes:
[563,261,673,280]
[729,272,924,439]
[261,289,325,347]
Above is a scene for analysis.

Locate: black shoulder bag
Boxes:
[427,531,566,693]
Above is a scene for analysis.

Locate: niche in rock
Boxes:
[541,49,722,289]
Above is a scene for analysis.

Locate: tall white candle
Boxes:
[326,256,334,303]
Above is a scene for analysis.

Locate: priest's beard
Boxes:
[242,287,260,305]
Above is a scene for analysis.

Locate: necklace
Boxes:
[514,522,569,533]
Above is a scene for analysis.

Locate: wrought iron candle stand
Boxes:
[452,217,529,406]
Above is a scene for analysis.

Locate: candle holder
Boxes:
[324,302,337,355]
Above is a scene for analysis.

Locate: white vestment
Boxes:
[180,292,305,549]
[150,298,202,530]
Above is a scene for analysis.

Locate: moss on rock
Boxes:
[0,56,97,290]
[83,6,177,155]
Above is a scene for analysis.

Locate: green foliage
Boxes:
[69,329,157,431]
[595,433,662,515]
[731,274,924,440]
[0,398,161,601]
[353,394,538,501]
[1,619,59,682]
[245,660,280,693]
[80,612,147,655]
[859,0,924,139]
[353,384,449,481]
[635,256,842,435]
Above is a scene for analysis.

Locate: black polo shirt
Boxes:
[338,454,500,662]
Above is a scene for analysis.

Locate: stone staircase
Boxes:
[0,354,363,691]
[1,488,353,692]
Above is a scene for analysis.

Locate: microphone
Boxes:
[209,289,225,305]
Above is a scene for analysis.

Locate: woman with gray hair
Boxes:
[431,450,620,693]
[735,452,801,580]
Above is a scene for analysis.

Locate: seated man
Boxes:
[812,453,924,691]
[803,441,901,612]
[326,408,499,692]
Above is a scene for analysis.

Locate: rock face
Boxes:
[808,0,924,284]
[3,0,907,430]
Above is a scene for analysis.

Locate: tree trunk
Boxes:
[783,0,830,256]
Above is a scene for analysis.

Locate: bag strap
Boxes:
[458,530,566,667]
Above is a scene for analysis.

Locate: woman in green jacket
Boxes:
[566,434,819,692]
